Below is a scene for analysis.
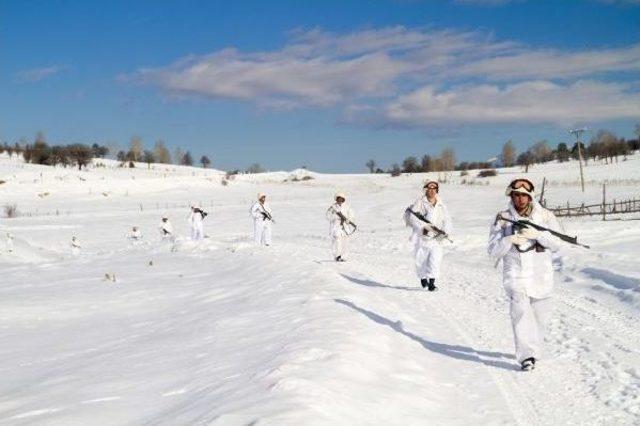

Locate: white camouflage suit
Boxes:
[488,201,562,364]
[250,200,273,245]
[189,206,205,241]
[326,201,355,259]
[407,195,453,281]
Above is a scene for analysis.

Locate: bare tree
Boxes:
[246,163,264,174]
[440,148,456,171]
[501,140,516,167]
[173,147,184,165]
[153,140,171,164]
[530,140,553,163]
[365,159,376,173]
[129,136,143,162]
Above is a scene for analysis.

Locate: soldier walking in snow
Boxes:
[159,214,174,241]
[326,192,356,262]
[488,178,563,371]
[250,193,273,246]
[405,181,453,291]
[189,203,206,241]
[5,232,14,253]
[70,236,81,256]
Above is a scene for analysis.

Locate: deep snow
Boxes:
[1,153,639,425]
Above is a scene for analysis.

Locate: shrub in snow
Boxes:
[4,204,18,218]
[478,169,497,178]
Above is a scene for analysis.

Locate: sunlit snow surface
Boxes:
[1,154,639,425]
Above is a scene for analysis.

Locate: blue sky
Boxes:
[2,0,639,172]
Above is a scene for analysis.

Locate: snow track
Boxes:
[1,155,639,424]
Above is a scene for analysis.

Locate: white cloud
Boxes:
[125,26,640,126]
[385,80,640,125]
[17,65,67,82]
[456,44,640,80]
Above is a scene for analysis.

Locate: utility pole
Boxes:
[570,127,588,193]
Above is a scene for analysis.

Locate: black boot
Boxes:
[521,357,536,371]
[421,278,429,288]
[428,278,437,292]
[335,255,345,262]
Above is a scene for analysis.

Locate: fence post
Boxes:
[602,183,606,221]
[539,177,546,205]
[567,201,571,218]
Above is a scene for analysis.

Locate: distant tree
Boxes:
[402,156,419,173]
[200,155,211,168]
[517,151,534,173]
[365,159,376,173]
[116,150,126,162]
[571,142,586,162]
[556,143,570,163]
[173,147,185,165]
[246,163,264,174]
[48,146,69,167]
[129,136,143,162]
[530,140,553,163]
[153,140,171,164]
[390,163,401,177]
[440,148,456,171]
[66,144,93,170]
[420,155,432,172]
[91,143,109,158]
[181,151,194,166]
[501,140,516,167]
[143,150,155,169]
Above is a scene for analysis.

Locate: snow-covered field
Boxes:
[1,153,639,425]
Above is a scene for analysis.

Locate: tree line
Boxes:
[2,133,214,170]
[367,125,640,175]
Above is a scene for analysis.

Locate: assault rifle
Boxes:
[329,207,357,235]
[260,206,275,223]
[498,216,590,249]
[406,208,452,243]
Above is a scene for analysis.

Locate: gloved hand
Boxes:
[507,234,528,246]
[517,227,540,240]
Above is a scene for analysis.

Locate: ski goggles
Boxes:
[509,179,534,192]
[506,179,534,197]
[423,181,439,191]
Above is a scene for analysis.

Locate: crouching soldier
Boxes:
[488,178,563,371]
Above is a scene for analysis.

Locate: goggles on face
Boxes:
[423,181,439,192]
[506,178,535,198]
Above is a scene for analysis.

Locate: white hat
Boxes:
[335,191,346,200]
[505,179,535,198]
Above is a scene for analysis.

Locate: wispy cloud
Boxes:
[384,80,640,126]
[17,65,68,82]
[125,26,640,126]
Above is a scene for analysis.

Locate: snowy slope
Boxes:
[1,154,639,425]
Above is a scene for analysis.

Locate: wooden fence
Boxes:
[547,182,640,220]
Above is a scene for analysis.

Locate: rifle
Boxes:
[406,208,452,243]
[329,207,357,235]
[498,216,590,249]
[259,205,275,223]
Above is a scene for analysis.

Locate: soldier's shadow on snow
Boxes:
[335,299,517,371]
[340,274,423,292]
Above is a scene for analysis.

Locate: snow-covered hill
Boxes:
[1,154,639,424]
